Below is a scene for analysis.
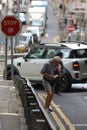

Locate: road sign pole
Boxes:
[5,37,8,80]
[1,15,22,80]
[11,37,14,80]
[15,36,17,53]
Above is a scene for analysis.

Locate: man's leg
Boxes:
[45,90,53,109]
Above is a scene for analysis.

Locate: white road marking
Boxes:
[73,124,87,127]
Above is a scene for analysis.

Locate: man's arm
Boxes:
[41,71,58,80]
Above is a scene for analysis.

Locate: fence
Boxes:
[13,76,58,130]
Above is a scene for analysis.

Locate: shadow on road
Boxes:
[69,87,87,93]
[33,83,87,93]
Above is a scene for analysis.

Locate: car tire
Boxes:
[3,69,11,80]
[58,74,71,92]
[3,67,20,80]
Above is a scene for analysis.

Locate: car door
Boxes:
[18,46,49,81]
[21,58,48,81]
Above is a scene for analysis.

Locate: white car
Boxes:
[15,32,32,52]
[3,42,87,91]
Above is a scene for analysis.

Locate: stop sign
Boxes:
[1,15,22,37]
[68,25,74,33]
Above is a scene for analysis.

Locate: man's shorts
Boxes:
[42,79,54,92]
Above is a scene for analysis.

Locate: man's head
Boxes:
[51,56,61,66]
[56,51,63,59]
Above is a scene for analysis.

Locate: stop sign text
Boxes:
[1,15,22,37]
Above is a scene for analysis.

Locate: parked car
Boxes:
[3,42,87,91]
[15,32,32,53]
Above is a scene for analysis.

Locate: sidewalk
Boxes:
[0,80,27,130]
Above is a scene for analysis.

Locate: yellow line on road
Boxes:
[38,93,76,130]
[38,94,66,130]
[52,101,76,130]
[51,112,66,130]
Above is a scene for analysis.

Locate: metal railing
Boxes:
[13,76,58,130]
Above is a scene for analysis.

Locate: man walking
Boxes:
[40,56,62,111]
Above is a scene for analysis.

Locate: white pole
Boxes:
[85,0,87,41]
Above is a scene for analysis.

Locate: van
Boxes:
[31,0,48,22]
[28,7,46,35]
[2,0,7,5]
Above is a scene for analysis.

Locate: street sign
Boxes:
[1,15,22,37]
[68,25,74,33]
[67,14,75,20]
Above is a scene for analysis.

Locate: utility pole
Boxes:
[85,0,87,41]
[17,0,21,17]
[14,0,21,53]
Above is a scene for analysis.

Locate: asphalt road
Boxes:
[35,84,87,130]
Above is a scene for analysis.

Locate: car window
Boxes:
[26,47,58,59]
[76,49,87,58]
[26,47,45,58]
[26,46,72,59]
[30,20,43,26]
[22,36,28,41]
[59,48,71,58]
[17,35,27,42]
[46,49,56,58]
[69,49,87,58]
[25,46,87,59]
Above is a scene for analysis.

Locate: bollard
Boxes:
[23,90,39,123]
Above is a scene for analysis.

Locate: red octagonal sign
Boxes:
[1,15,22,37]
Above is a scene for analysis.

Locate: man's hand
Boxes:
[53,75,59,79]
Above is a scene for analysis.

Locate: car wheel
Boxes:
[58,74,71,92]
[3,69,11,80]
[3,68,20,80]
[5,70,11,80]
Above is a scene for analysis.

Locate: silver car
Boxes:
[3,42,87,91]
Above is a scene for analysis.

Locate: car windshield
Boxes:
[25,45,87,59]
[26,46,58,59]
[30,20,43,26]
[27,29,37,34]
[17,35,30,43]
[25,46,71,59]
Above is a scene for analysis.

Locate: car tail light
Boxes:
[73,61,80,71]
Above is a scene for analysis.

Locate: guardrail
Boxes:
[13,76,58,130]
[0,52,27,60]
